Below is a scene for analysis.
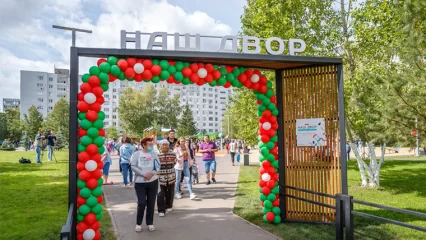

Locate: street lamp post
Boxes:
[52,25,92,47]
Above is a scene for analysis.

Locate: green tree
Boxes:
[22,105,44,140]
[155,86,180,129]
[4,108,22,141]
[44,98,70,140]
[177,104,198,137]
[221,110,238,138]
[54,131,66,149]
[106,126,119,139]
[0,113,8,140]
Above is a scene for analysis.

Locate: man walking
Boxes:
[229,139,237,166]
[34,130,44,164]
[47,131,56,161]
[166,129,178,150]
[157,140,177,216]
[199,135,218,185]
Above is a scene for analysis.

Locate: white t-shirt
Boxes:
[130,151,160,183]
[230,142,237,153]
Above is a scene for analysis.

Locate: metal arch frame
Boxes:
[69,47,345,237]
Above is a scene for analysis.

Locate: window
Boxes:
[37,76,43,80]
[113,122,116,126]
[113,109,117,112]
[209,129,213,132]
[104,94,109,98]
[49,77,53,82]
[49,99,53,103]
[215,123,218,126]
[37,98,43,102]
[113,95,117,99]
[208,88,213,92]
[48,85,53,88]
[209,123,213,126]
[209,111,213,115]
[37,105,43,110]
[208,94,213,97]
[203,123,206,126]
[37,83,44,88]
[203,117,206,121]
[48,106,53,110]
[209,117,213,121]
[113,89,117,92]
[104,108,109,111]
[202,99,206,103]
[113,115,117,119]
[106,115,109,118]
[215,117,218,121]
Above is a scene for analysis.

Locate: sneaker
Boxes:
[212,178,217,184]
[148,225,155,232]
[159,212,165,217]
[129,182,133,186]
[206,181,211,185]
[125,184,129,188]
[175,193,182,199]
[190,193,197,200]
[179,191,184,195]
[167,208,173,212]
[135,225,142,232]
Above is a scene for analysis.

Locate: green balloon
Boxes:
[99,72,109,84]
[267,154,275,161]
[272,160,279,168]
[266,90,274,98]
[174,72,183,81]
[100,83,109,91]
[78,112,86,120]
[80,119,92,130]
[272,109,279,116]
[93,119,104,129]
[259,187,263,193]
[263,207,271,214]
[260,194,267,201]
[96,212,103,221]
[237,82,243,88]
[232,68,240,76]
[118,72,126,80]
[258,105,266,112]
[93,136,105,147]
[175,62,184,71]
[92,186,103,197]
[264,200,273,209]
[182,78,190,84]
[226,73,235,82]
[97,178,104,186]
[208,80,217,87]
[262,98,271,106]
[99,62,111,73]
[267,103,276,111]
[77,213,84,222]
[152,59,159,65]
[110,65,121,76]
[78,144,86,153]
[80,187,91,198]
[272,186,279,194]
[267,81,273,88]
[273,215,281,224]
[159,60,169,70]
[89,66,100,76]
[231,80,239,87]
[217,77,226,86]
[260,147,269,156]
[271,136,278,143]
[263,215,268,222]
[91,204,103,214]
[257,111,263,117]
[168,65,176,74]
[77,179,86,188]
[266,141,274,150]
[98,146,105,154]
[183,62,190,67]
[86,196,98,208]
[87,128,99,138]
[219,67,227,76]
[256,93,265,101]
[152,76,160,83]
[107,56,118,65]
[80,136,93,146]
[160,70,170,80]
[213,65,219,70]
[82,74,90,83]
[98,111,105,120]
[268,193,276,201]
[259,154,266,162]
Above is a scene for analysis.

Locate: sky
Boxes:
[0,0,246,111]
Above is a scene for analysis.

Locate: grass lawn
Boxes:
[0,150,115,240]
[234,156,426,240]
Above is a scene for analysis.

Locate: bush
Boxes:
[0,139,16,151]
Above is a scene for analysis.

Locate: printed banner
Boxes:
[296,118,327,147]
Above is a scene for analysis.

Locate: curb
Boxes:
[102,186,121,240]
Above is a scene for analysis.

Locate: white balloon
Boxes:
[262,122,271,130]
[85,160,97,172]
[251,74,260,83]
[83,229,95,240]
[84,93,97,104]
[197,68,208,78]
[133,63,144,74]
[261,173,271,182]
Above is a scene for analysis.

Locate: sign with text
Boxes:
[296,118,327,147]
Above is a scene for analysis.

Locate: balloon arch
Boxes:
[75,56,281,239]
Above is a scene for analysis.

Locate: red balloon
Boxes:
[93,231,101,240]
[261,201,264,207]
[92,87,104,97]
[197,63,205,68]
[259,180,266,187]
[97,195,103,203]
[96,96,104,105]
[88,76,100,87]
[266,212,275,222]
[77,222,89,233]
[262,110,272,118]
[243,80,252,88]
[256,100,262,105]
[97,161,104,170]
[77,102,90,112]
[169,61,175,66]
[262,161,271,169]
[262,186,271,195]
[212,70,221,80]
[253,69,261,75]
[225,66,234,73]
[151,65,161,76]
[78,92,84,101]
[269,116,277,123]
[84,213,97,225]
[86,111,98,122]
[90,103,101,112]
[117,59,129,71]
[182,68,192,78]
[259,167,266,175]
[267,167,276,175]
[273,174,279,181]
[224,82,231,88]
[80,83,92,93]
[272,199,280,207]
[272,123,279,130]
[98,129,105,137]
[127,58,136,67]
[77,233,84,240]
[245,69,253,78]
[267,180,276,189]
[259,116,268,123]
[270,96,276,104]
[77,162,85,172]
[261,135,270,143]
[79,170,91,181]
[166,75,175,84]
[78,152,90,162]
[259,76,268,85]
[238,73,248,83]
[86,144,98,155]
[142,70,152,80]
[252,82,260,91]
[91,221,100,231]
[190,63,199,73]
[91,153,102,162]
[92,169,103,179]
[259,85,268,94]
[97,59,106,67]
[108,73,117,82]
[270,148,278,155]
[190,73,199,83]
[124,68,136,79]
[86,178,98,189]
[143,59,153,69]
[77,196,86,205]
[78,129,87,137]
[204,74,213,83]
[134,74,143,82]
[196,79,204,86]
[205,64,214,72]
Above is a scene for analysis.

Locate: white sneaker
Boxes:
[167,208,173,212]
[148,225,155,232]
[159,212,165,217]
[190,193,197,200]
[135,225,142,232]
[175,193,182,199]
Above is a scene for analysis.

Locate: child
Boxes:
[236,151,241,163]
[102,146,113,185]
[192,163,199,185]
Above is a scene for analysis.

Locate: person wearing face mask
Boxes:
[157,139,176,217]
[130,137,161,233]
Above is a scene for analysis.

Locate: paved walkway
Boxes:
[102,152,278,240]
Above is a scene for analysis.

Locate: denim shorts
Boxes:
[203,160,216,173]
[103,162,111,176]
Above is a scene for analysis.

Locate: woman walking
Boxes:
[174,137,197,200]
[157,139,176,217]
[119,137,134,188]
[131,137,161,232]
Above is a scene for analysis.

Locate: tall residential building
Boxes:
[3,98,20,111]
[20,68,70,119]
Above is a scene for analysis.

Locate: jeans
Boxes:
[47,145,54,161]
[157,183,175,213]
[175,161,193,195]
[135,180,158,225]
[121,163,133,185]
[179,167,192,192]
[35,146,41,163]
[230,152,236,163]
[203,160,216,173]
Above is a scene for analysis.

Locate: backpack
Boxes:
[19,157,31,164]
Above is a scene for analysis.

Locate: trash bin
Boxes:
[244,153,249,166]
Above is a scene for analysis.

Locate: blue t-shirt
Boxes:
[47,135,56,146]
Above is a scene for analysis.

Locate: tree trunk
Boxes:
[351,142,386,187]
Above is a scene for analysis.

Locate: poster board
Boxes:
[296,118,327,147]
